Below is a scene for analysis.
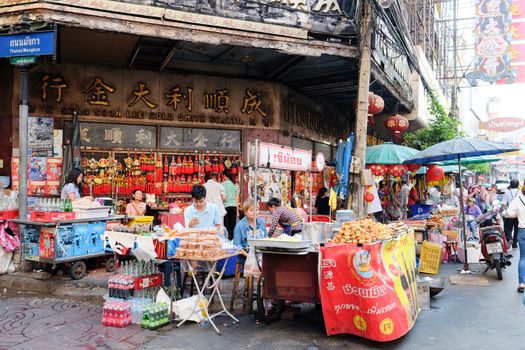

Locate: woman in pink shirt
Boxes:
[126,189,147,216]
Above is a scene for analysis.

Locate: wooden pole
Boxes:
[349,0,373,218]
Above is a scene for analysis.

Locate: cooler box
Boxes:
[216,256,239,277]
[73,223,90,256]
[87,221,107,254]
[74,207,110,220]
[55,224,76,261]
[457,243,481,264]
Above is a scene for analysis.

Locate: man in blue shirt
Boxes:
[184,185,222,229]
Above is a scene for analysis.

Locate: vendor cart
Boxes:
[255,248,319,324]
[11,215,124,279]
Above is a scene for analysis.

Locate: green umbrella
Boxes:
[366,142,419,165]
[414,164,468,175]
[443,155,501,165]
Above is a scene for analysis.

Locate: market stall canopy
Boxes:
[365,142,419,165]
[403,138,518,165]
[403,138,520,272]
[414,165,468,175]
[443,155,501,165]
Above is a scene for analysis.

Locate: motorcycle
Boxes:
[476,210,512,280]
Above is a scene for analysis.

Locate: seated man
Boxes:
[184,185,222,230]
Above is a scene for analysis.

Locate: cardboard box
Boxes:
[30,211,76,222]
[457,243,481,264]
[417,281,430,310]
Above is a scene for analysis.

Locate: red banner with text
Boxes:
[319,233,418,341]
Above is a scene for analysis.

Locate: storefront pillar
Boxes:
[17,67,29,260]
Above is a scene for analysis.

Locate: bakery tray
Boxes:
[248,239,312,250]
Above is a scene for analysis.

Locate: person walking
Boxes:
[400,180,410,219]
[502,179,520,248]
[502,180,525,293]
[203,172,226,220]
[222,169,239,240]
[314,187,330,215]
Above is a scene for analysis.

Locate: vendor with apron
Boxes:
[267,198,304,237]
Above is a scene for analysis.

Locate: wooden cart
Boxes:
[255,248,320,323]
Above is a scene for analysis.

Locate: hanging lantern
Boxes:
[384,114,409,143]
[364,187,375,203]
[407,163,421,172]
[426,165,444,182]
[367,92,385,125]
[368,164,388,177]
[354,92,384,125]
[388,164,408,177]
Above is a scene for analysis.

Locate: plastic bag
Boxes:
[244,248,260,278]
[0,246,15,275]
[173,295,207,322]
[0,222,20,253]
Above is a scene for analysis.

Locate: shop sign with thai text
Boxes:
[479,117,525,132]
[258,142,312,171]
[0,31,55,58]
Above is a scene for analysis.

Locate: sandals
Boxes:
[517,285,525,293]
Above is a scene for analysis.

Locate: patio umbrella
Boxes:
[366,142,419,165]
[404,138,520,272]
[334,133,355,197]
[443,155,501,166]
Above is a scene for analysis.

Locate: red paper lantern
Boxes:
[368,164,388,177]
[426,165,444,182]
[364,191,375,203]
[407,164,421,172]
[384,114,409,142]
[354,92,384,125]
[388,164,408,177]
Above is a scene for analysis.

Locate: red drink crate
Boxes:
[0,210,18,220]
[30,211,76,222]
[134,274,163,290]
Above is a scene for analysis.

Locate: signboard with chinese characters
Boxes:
[24,63,278,130]
[0,31,55,58]
[65,122,156,150]
[28,116,54,157]
[258,142,312,171]
[160,127,241,152]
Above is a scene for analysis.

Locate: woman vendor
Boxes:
[465,197,483,240]
[60,169,92,202]
[233,200,267,257]
[126,189,147,216]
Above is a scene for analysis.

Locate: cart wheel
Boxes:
[255,276,284,324]
[105,257,116,272]
[22,261,34,273]
[69,261,87,280]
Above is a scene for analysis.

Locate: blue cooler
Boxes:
[87,221,106,254]
[216,256,239,277]
[55,224,75,260]
[73,223,90,256]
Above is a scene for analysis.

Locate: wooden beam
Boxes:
[0,4,359,59]
[128,36,142,68]
[159,43,177,72]
[266,55,304,80]
[209,46,235,64]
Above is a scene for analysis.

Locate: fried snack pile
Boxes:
[331,219,395,244]
[427,215,444,228]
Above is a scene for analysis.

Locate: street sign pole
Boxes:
[18,67,29,260]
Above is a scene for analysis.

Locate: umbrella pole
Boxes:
[458,155,470,272]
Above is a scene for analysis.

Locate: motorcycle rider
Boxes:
[503,180,525,293]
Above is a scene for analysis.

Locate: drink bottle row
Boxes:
[102,298,170,329]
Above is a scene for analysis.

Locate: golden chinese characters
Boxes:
[204,89,229,113]
[129,82,157,109]
[241,89,267,117]
[165,86,193,112]
[39,74,68,103]
[83,77,115,106]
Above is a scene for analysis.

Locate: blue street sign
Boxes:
[0,31,55,58]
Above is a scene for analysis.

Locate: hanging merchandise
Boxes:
[388,164,408,177]
[193,155,199,173]
[205,154,212,173]
[163,154,168,174]
[407,163,421,172]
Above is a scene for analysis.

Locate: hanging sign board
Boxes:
[257,142,312,172]
[0,31,55,58]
